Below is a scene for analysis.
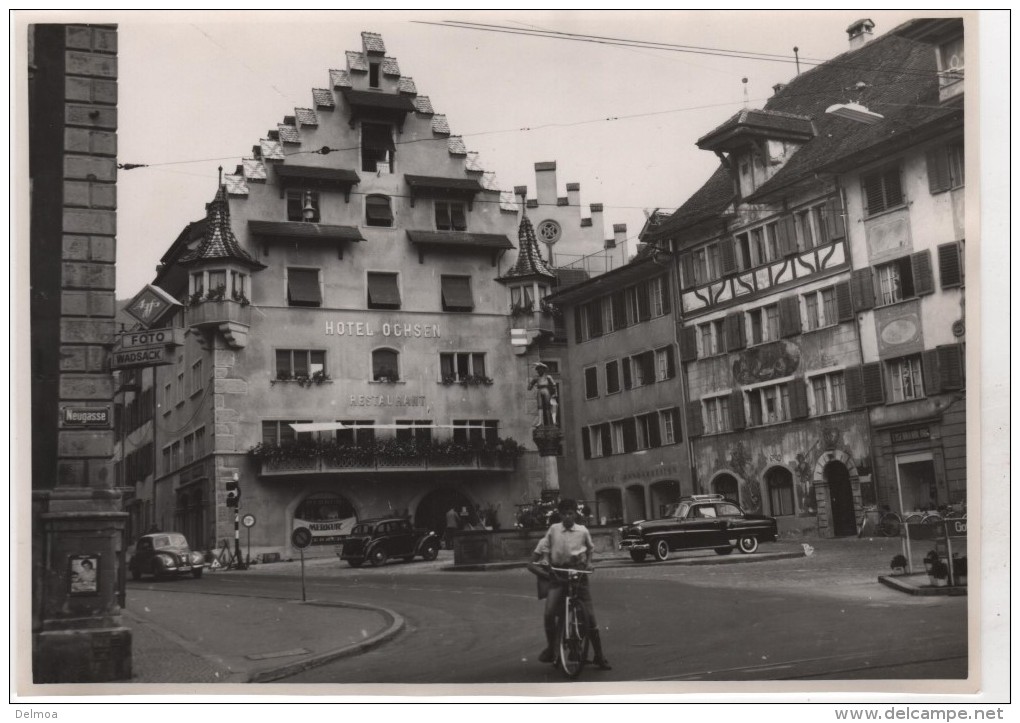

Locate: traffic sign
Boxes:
[242,514,257,529]
[291,526,313,549]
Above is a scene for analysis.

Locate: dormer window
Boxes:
[287,190,319,222]
[369,62,381,88]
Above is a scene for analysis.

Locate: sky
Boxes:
[101,10,928,296]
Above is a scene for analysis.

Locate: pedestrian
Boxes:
[531,498,611,670]
[445,506,460,550]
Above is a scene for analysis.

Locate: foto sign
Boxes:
[117,327,182,350]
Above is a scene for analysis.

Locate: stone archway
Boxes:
[710,471,741,504]
[811,449,861,538]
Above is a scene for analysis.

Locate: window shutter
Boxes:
[637,284,651,321]
[612,291,628,328]
[724,311,746,351]
[911,250,935,296]
[720,238,738,275]
[581,428,591,460]
[861,362,885,406]
[574,307,583,343]
[789,379,809,419]
[926,147,952,194]
[729,389,746,430]
[884,166,904,207]
[686,401,705,438]
[679,326,698,362]
[666,344,676,378]
[938,242,963,288]
[845,365,865,410]
[862,173,884,216]
[851,268,875,311]
[660,277,671,314]
[835,281,854,322]
[825,196,845,240]
[601,424,613,456]
[929,344,965,392]
[622,358,632,390]
[779,295,802,338]
[622,418,637,452]
[647,414,662,448]
[680,255,696,287]
[777,215,798,257]
[922,349,941,395]
[641,352,655,386]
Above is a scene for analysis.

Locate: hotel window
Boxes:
[605,360,620,395]
[435,201,467,231]
[452,420,499,445]
[804,286,837,330]
[396,420,433,445]
[365,194,394,228]
[584,366,599,399]
[361,122,394,173]
[336,420,376,446]
[811,372,847,415]
[703,395,731,434]
[372,348,400,382]
[286,190,320,222]
[748,304,779,345]
[276,349,326,379]
[367,272,401,310]
[888,355,924,402]
[287,268,322,307]
[440,275,474,312]
[655,345,675,381]
[440,352,486,382]
[190,359,203,396]
[862,164,904,216]
[747,383,791,426]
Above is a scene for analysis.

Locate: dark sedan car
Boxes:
[337,517,440,568]
[129,532,206,580]
[619,494,778,562]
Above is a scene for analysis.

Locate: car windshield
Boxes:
[155,534,188,548]
[351,524,374,535]
[664,503,690,519]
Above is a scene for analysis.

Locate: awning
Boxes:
[287,269,321,306]
[440,276,474,310]
[249,221,365,243]
[367,273,401,307]
[290,422,491,432]
[406,230,513,250]
[273,165,360,199]
[404,175,483,209]
[341,89,416,129]
[366,197,394,224]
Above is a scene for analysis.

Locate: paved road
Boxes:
[179,543,967,684]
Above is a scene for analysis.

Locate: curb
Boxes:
[877,574,969,596]
[442,549,805,572]
[248,600,405,683]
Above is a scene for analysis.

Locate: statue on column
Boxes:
[528,363,558,427]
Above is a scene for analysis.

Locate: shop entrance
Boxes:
[595,488,623,527]
[625,484,646,522]
[712,473,739,503]
[414,489,475,540]
[824,461,857,537]
[894,453,938,512]
[650,480,681,519]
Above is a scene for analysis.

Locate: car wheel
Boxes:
[347,559,364,568]
[629,550,648,563]
[714,547,734,555]
[652,540,669,562]
[131,567,142,581]
[737,536,759,554]
[192,568,203,579]
[421,542,440,561]
[368,548,388,567]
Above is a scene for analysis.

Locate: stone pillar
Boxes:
[532,425,562,497]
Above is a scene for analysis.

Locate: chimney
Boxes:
[772,82,787,96]
[846,18,875,49]
[608,223,627,250]
[566,182,580,207]
[535,162,557,208]
[589,203,605,248]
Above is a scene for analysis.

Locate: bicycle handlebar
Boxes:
[548,566,593,575]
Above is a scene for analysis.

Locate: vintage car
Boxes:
[337,517,441,568]
[619,494,778,562]
[129,532,206,580]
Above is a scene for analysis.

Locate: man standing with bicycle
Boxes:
[532,498,612,670]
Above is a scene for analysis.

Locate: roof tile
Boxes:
[398,76,418,95]
[481,171,500,191]
[431,114,451,135]
[178,185,263,269]
[260,139,285,161]
[242,158,266,181]
[465,152,484,172]
[312,88,335,108]
[412,95,434,115]
[294,108,318,126]
[382,57,400,76]
[277,124,300,144]
[503,213,555,280]
[447,136,467,156]
[224,174,248,196]
[329,68,352,88]
[346,51,368,72]
[499,190,519,212]
[361,32,386,54]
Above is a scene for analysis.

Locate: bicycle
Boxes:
[877,510,946,537]
[549,567,593,678]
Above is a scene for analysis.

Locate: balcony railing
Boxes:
[259,451,517,476]
[185,299,252,328]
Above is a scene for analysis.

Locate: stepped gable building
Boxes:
[641,18,965,537]
[133,31,562,557]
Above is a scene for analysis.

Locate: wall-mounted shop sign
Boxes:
[124,284,181,329]
[890,426,931,444]
[350,394,427,407]
[111,345,172,369]
[60,405,112,428]
[116,327,183,350]
[325,320,441,338]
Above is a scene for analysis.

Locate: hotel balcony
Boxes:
[185,299,252,348]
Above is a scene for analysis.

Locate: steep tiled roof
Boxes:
[398,77,417,95]
[260,139,285,161]
[382,57,401,76]
[553,268,591,290]
[223,173,248,196]
[643,164,735,241]
[431,114,450,135]
[277,123,300,144]
[501,213,555,280]
[447,136,467,156]
[178,185,264,269]
[412,96,434,115]
[465,152,484,172]
[329,69,352,88]
[697,108,815,149]
[499,190,519,212]
[362,32,385,54]
[294,108,318,126]
[242,157,266,181]
[312,88,335,108]
[346,51,368,72]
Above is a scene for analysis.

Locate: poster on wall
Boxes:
[293,493,358,545]
[68,554,99,596]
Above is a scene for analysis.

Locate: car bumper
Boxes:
[619,539,650,552]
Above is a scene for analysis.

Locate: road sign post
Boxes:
[242,514,256,567]
[291,526,313,602]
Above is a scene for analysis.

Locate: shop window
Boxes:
[440,275,474,312]
[887,355,924,402]
[452,420,498,446]
[261,420,314,445]
[584,366,599,399]
[336,420,375,446]
[862,164,904,216]
[365,194,394,227]
[440,351,486,382]
[361,122,394,173]
[435,201,467,231]
[396,420,432,445]
[287,190,320,222]
[287,268,322,307]
[276,349,326,380]
[367,272,401,310]
[372,348,400,382]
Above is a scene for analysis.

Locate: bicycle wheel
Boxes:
[558,598,589,678]
[921,513,943,526]
[878,513,902,537]
[903,513,923,526]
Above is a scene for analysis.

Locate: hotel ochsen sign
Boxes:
[325,320,441,338]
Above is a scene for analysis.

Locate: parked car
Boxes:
[129,532,206,580]
[337,518,441,568]
[619,494,778,562]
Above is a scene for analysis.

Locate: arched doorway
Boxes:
[712,473,739,503]
[825,461,857,537]
[294,492,358,547]
[625,484,646,522]
[414,488,475,540]
[764,467,795,518]
[595,488,623,527]
[650,480,681,519]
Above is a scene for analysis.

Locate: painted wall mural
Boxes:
[731,341,801,385]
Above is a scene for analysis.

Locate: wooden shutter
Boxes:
[581,428,591,460]
[845,365,865,410]
[862,172,884,216]
[926,345,965,392]
[622,358,632,390]
[922,349,941,395]
[600,424,613,456]
[938,242,963,288]
[729,389,746,430]
[612,291,629,328]
[720,238,738,275]
[911,250,935,296]
[665,344,676,378]
[825,196,845,240]
[777,215,798,257]
[724,311,746,351]
[861,362,885,406]
[926,147,952,194]
[622,418,637,453]
[637,283,651,322]
[789,378,809,419]
[660,277,671,314]
[835,281,854,322]
[647,413,662,448]
[573,307,583,343]
[686,401,705,438]
[851,268,875,311]
[779,295,802,337]
[641,352,655,386]
[679,326,698,361]
[680,255,696,287]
